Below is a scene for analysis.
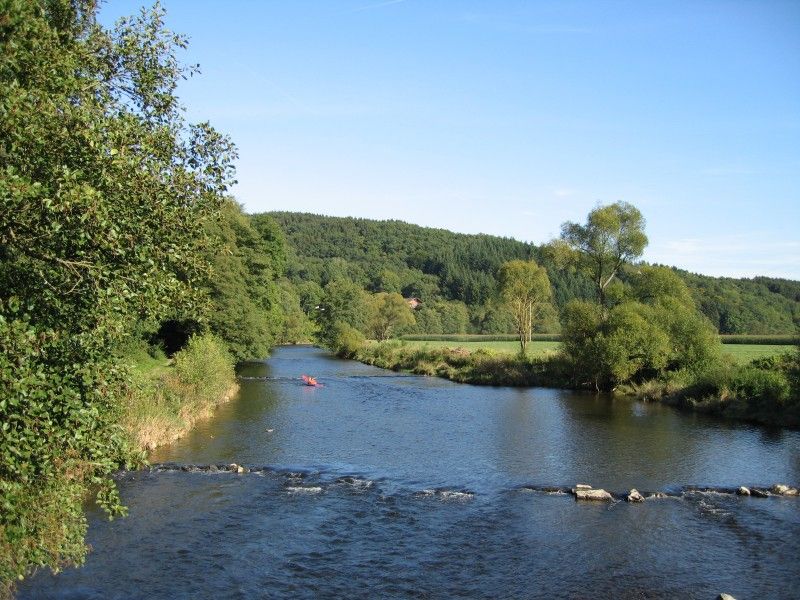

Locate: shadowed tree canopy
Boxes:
[559,202,648,307]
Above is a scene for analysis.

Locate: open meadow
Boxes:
[400,339,794,364]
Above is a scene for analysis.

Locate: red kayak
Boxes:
[301,374,320,387]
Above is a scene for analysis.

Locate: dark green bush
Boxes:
[329,322,366,358]
[732,367,790,413]
[720,335,798,345]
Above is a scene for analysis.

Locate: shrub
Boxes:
[120,334,236,452]
[329,322,366,358]
[732,367,790,414]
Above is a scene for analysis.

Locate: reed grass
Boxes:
[120,334,237,452]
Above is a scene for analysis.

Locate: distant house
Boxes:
[405,297,422,310]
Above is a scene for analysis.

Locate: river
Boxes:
[20,346,800,599]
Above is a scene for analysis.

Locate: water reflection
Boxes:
[156,346,800,492]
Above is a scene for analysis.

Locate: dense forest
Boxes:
[267,212,799,335]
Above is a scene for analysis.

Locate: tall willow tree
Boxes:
[559,202,648,307]
[0,0,235,585]
[497,260,552,353]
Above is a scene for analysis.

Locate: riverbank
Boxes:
[351,341,800,428]
[0,334,238,599]
[120,335,238,453]
[400,338,795,364]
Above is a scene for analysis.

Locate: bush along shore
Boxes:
[342,339,800,429]
[120,335,238,453]
[0,334,237,597]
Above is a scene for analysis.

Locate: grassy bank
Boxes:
[1,334,237,597]
[400,333,799,345]
[356,341,569,387]
[119,334,238,452]
[352,340,799,428]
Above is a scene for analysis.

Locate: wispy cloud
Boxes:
[647,234,800,279]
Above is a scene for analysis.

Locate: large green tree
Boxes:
[561,266,720,390]
[315,279,368,343]
[204,202,285,362]
[559,202,648,307]
[367,292,416,341]
[497,260,552,353]
[0,0,235,583]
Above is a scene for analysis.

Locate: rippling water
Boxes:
[20,346,800,599]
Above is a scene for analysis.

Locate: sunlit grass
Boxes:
[400,339,794,364]
[401,340,559,356]
[721,344,794,364]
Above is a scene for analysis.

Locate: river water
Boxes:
[20,346,800,599]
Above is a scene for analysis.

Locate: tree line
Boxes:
[267,212,799,336]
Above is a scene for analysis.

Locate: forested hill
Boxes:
[265,211,799,335]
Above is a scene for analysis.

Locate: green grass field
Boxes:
[401,340,559,357]
[400,339,794,364]
[720,344,795,363]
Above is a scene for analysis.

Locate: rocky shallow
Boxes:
[139,464,799,503]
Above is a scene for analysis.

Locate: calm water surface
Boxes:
[21,346,800,599]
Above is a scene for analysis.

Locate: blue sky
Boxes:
[100,1,799,279]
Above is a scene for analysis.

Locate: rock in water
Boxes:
[627,489,645,503]
[770,483,798,496]
[751,488,769,498]
[571,483,593,494]
[718,594,736,600]
[736,486,750,496]
[575,489,613,501]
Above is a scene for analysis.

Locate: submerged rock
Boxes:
[648,492,669,500]
[286,486,323,494]
[736,486,750,496]
[627,489,645,503]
